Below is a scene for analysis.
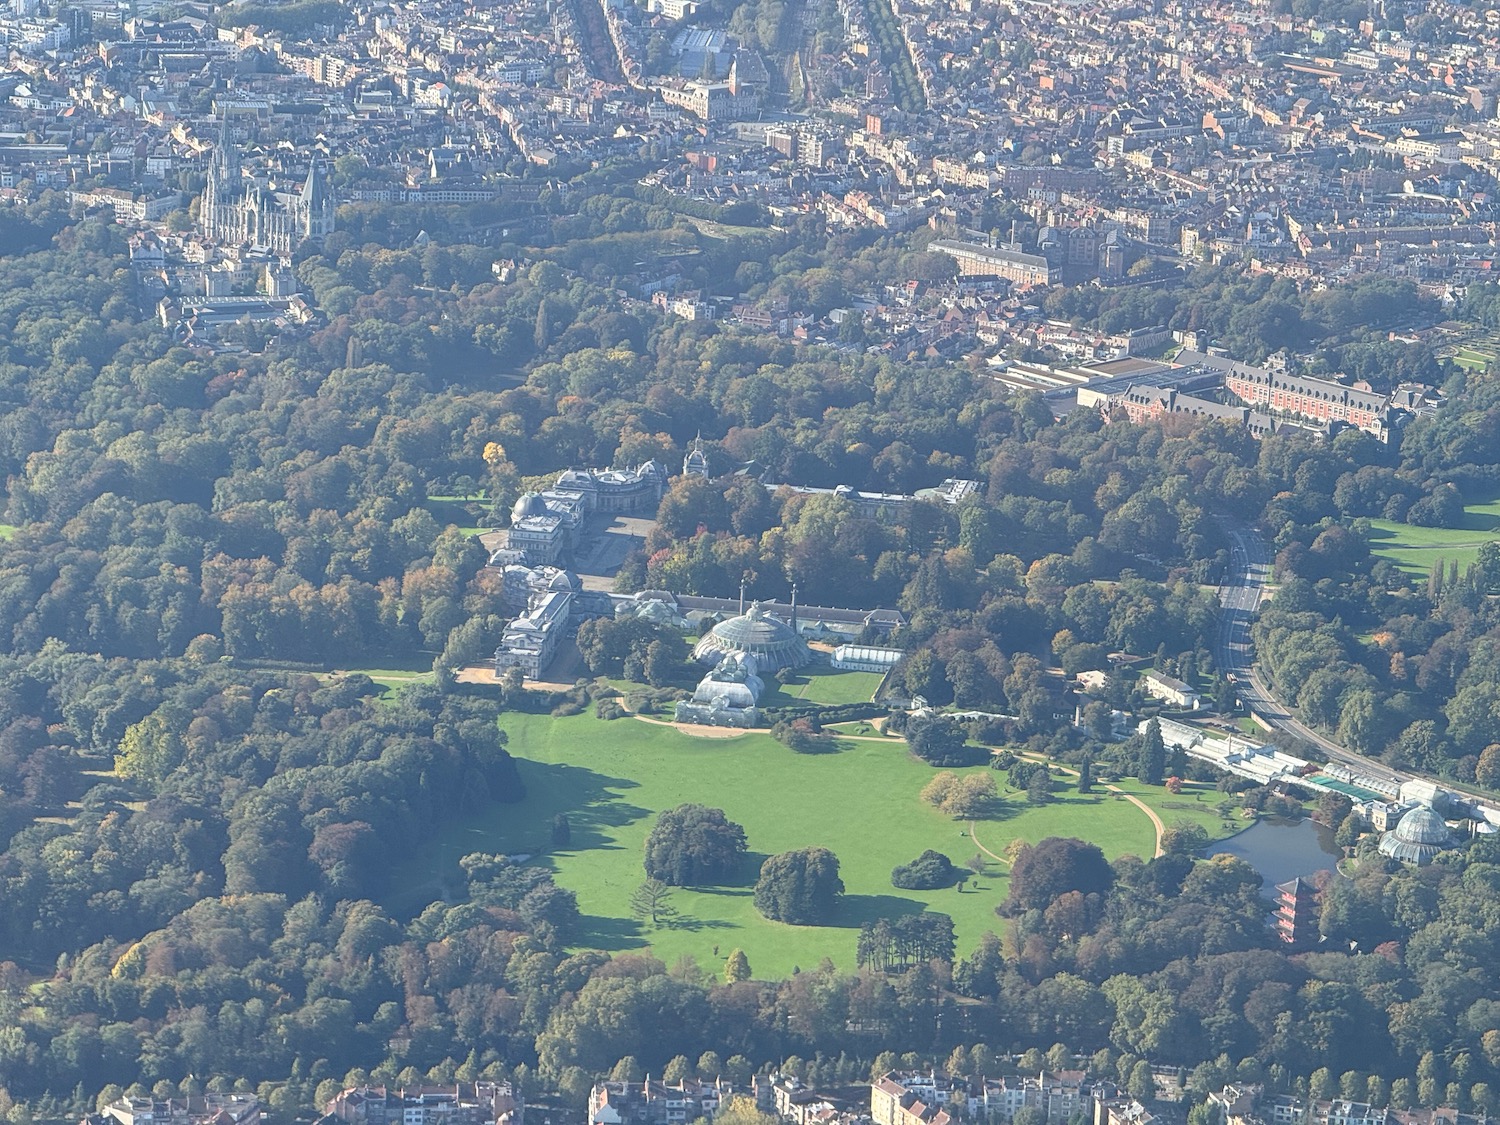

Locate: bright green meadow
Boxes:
[1367,491,1500,576]
[391,710,1166,978]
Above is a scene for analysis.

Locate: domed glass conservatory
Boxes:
[1377,805,1455,866]
[692,602,811,672]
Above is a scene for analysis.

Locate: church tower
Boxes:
[202,113,247,244]
[299,160,335,241]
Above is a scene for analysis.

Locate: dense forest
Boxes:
[1,171,1500,1123]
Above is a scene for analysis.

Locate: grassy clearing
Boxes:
[387,712,1162,976]
[760,666,886,709]
[680,216,776,241]
[336,658,436,699]
[827,720,892,737]
[1117,780,1243,838]
[425,495,494,537]
[1367,491,1500,575]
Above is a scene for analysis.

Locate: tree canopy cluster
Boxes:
[643,805,749,887]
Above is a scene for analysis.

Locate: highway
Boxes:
[1215,519,1408,790]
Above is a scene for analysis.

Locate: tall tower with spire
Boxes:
[299,160,335,240]
[200,114,240,243]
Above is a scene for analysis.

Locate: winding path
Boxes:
[967,752,1166,861]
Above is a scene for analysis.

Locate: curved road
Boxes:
[1217,520,1409,791]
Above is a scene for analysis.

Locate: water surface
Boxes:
[1206,815,1341,890]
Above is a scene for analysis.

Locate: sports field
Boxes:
[388,711,1165,977]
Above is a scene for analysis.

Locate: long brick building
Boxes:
[1173,349,1431,439]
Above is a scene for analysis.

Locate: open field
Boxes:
[1367,491,1500,575]
[1440,328,1500,371]
[1451,346,1497,371]
[1117,779,1244,838]
[759,666,886,709]
[387,711,1164,976]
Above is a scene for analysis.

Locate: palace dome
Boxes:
[512,492,547,522]
[1378,805,1455,866]
[692,602,811,672]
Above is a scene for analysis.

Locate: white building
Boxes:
[1140,670,1201,709]
[831,644,903,673]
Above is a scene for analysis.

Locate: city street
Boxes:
[1215,519,1407,789]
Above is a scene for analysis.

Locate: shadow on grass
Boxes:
[670,915,738,932]
[708,851,770,889]
[833,892,930,929]
[972,799,1020,823]
[1458,508,1500,533]
[790,737,852,755]
[578,913,647,950]
[511,759,652,856]
[694,885,754,899]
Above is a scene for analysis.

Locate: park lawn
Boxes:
[760,666,886,709]
[335,659,436,700]
[1114,779,1242,839]
[1367,490,1500,575]
[0,524,16,540]
[827,720,893,737]
[425,495,493,537]
[388,711,1159,977]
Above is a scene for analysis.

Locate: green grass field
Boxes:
[1367,491,1500,575]
[759,666,886,709]
[1451,347,1496,371]
[387,712,1163,976]
[827,720,892,737]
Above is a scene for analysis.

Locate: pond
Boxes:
[1206,815,1342,890]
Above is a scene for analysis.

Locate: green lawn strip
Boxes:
[759,667,886,709]
[425,495,494,535]
[1367,521,1484,575]
[338,653,440,677]
[826,720,891,737]
[0,525,16,540]
[387,711,1158,976]
[333,662,436,702]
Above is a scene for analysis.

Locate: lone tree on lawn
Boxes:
[755,847,844,924]
[906,713,986,766]
[724,948,751,983]
[630,878,678,927]
[644,803,748,885]
[1138,718,1166,785]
